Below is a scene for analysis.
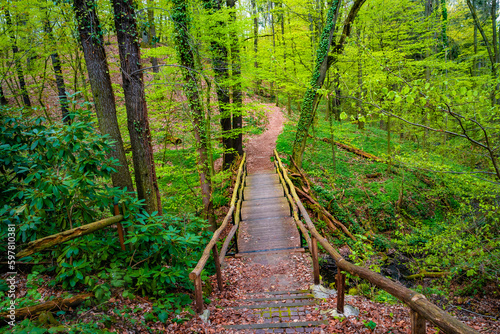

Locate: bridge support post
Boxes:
[311,237,320,285]
[336,271,345,314]
[113,204,126,251]
[194,275,203,313]
[212,245,224,291]
[410,309,426,334]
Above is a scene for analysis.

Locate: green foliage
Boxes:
[0,107,122,244]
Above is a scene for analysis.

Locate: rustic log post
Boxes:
[311,237,320,284]
[212,245,223,291]
[114,204,126,251]
[411,309,426,334]
[336,271,345,314]
[194,275,203,313]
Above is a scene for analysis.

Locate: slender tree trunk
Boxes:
[467,0,498,104]
[357,27,364,130]
[172,0,215,230]
[270,1,276,99]
[5,9,31,107]
[43,10,70,124]
[147,0,159,73]
[111,0,162,214]
[203,0,233,169]
[0,84,7,105]
[228,0,243,157]
[72,0,134,194]
[251,0,260,94]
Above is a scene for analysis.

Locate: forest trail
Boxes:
[244,104,285,174]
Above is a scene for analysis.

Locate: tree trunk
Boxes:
[0,84,8,105]
[147,0,159,73]
[43,11,70,124]
[251,0,261,94]
[72,0,135,193]
[203,0,233,169]
[112,0,162,215]
[172,0,215,230]
[291,0,342,168]
[228,0,243,157]
[4,9,31,107]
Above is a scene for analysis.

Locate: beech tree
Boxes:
[72,0,134,193]
[111,0,162,214]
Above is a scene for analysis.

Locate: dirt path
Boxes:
[244,103,285,174]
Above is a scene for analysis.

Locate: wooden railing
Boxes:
[189,153,247,313]
[17,204,126,258]
[273,150,479,334]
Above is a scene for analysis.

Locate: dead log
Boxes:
[17,215,123,258]
[0,293,93,319]
[294,186,356,241]
[366,172,382,178]
[308,134,382,161]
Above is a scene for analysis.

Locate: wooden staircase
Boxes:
[223,290,327,333]
[220,171,326,333]
[238,172,302,255]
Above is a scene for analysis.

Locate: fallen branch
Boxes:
[309,134,382,161]
[406,271,451,280]
[17,215,123,258]
[0,293,93,319]
[294,186,356,241]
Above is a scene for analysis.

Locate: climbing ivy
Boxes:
[291,0,340,167]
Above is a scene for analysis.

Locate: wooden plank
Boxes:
[244,185,284,200]
[223,320,328,330]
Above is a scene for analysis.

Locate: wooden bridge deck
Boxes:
[238,171,301,255]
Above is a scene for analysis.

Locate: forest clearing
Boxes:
[0,0,499,333]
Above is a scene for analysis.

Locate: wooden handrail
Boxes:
[189,153,246,313]
[17,214,124,258]
[274,160,312,250]
[273,150,479,334]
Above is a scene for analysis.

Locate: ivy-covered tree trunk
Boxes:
[43,10,70,124]
[4,9,31,107]
[111,0,162,215]
[72,0,134,193]
[171,0,216,230]
[291,0,366,169]
[290,0,341,168]
[203,0,233,169]
[227,0,243,157]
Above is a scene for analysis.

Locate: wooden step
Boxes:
[229,300,318,309]
[245,173,280,187]
[241,200,291,220]
[223,320,328,330]
[244,184,284,201]
[241,294,314,302]
[245,290,310,296]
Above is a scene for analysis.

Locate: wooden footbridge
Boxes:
[189,151,479,334]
